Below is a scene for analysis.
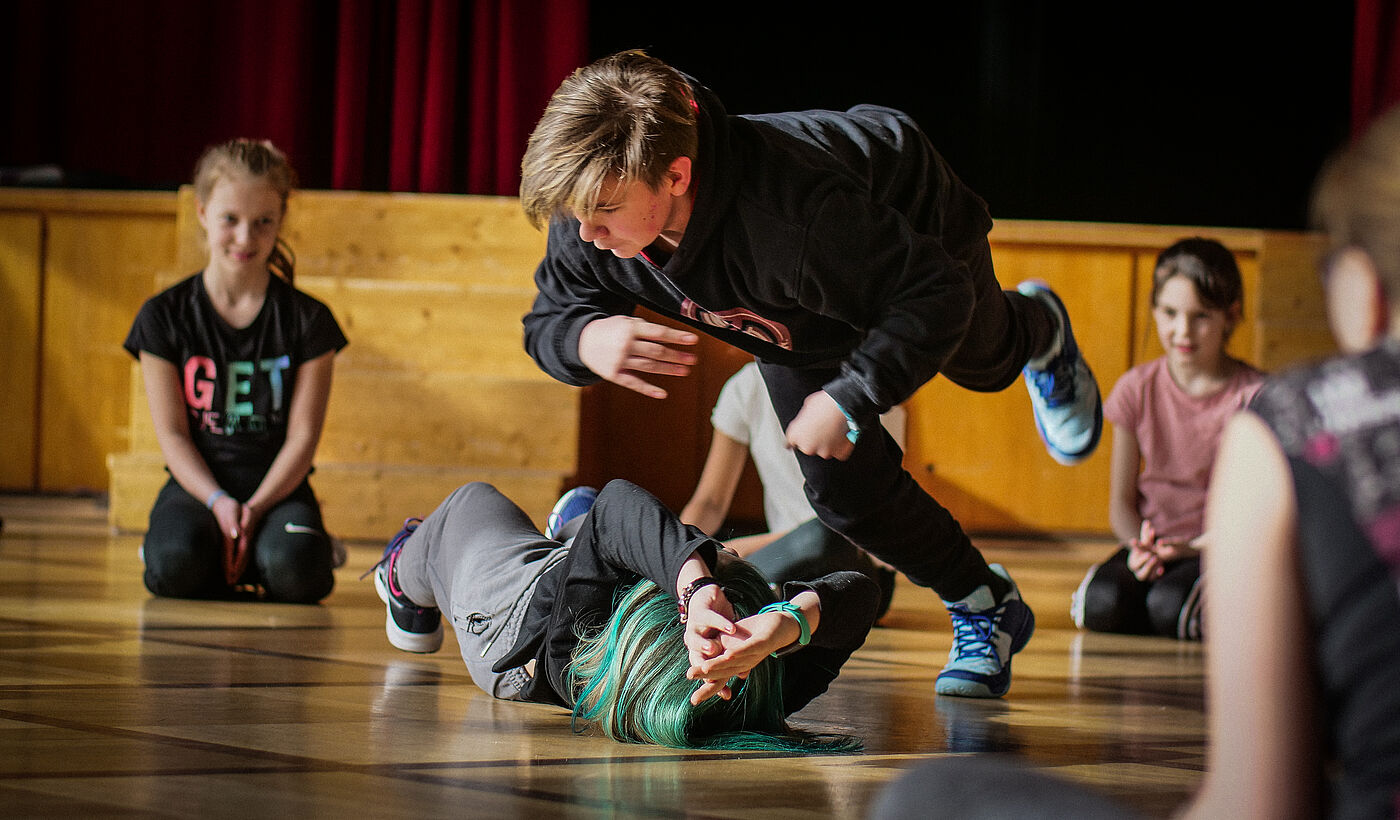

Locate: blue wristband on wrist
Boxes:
[757,600,812,656]
[205,489,229,509]
[834,402,861,444]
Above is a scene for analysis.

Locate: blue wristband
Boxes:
[834,402,861,444]
[758,601,812,656]
[205,489,230,509]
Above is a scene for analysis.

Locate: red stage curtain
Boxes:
[2,0,588,196]
[1352,0,1400,135]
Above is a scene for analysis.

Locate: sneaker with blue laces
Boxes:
[545,486,598,540]
[367,517,443,653]
[935,564,1035,698]
[1017,280,1103,465]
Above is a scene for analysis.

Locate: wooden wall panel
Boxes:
[0,213,43,489]
[1252,231,1332,371]
[174,188,545,285]
[41,212,174,492]
[321,370,578,471]
[906,245,1133,534]
[302,277,548,380]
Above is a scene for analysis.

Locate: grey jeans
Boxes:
[393,482,569,699]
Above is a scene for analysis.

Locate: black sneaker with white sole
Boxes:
[366,518,443,653]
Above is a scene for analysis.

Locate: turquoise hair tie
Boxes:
[757,601,811,656]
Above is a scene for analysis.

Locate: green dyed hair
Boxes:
[568,557,861,754]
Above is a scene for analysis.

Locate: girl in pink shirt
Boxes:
[1072,238,1264,639]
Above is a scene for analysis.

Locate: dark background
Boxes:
[2,2,1356,231]
[590,3,1354,230]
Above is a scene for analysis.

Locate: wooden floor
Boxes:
[0,495,1205,818]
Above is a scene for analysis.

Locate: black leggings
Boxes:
[1078,547,1202,640]
[142,472,335,604]
[747,518,897,619]
[756,240,1055,603]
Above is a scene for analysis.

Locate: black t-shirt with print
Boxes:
[124,272,347,481]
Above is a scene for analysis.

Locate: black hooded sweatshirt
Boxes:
[522,75,994,424]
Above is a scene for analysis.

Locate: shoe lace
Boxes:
[358,517,422,581]
[1030,352,1077,408]
[948,604,1002,660]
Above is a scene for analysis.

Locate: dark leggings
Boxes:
[142,473,335,603]
[757,240,1055,603]
[747,519,897,619]
[1079,547,1202,640]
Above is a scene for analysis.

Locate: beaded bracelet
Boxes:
[757,600,811,655]
[678,576,720,623]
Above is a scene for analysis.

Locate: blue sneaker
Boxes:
[545,486,598,540]
[935,564,1035,698]
[1018,280,1103,465]
[367,517,443,653]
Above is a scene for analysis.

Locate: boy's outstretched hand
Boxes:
[578,315,698,399]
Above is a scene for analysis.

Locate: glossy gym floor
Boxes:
[0,494,1204,818]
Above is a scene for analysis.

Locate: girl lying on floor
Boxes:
[368,479,879,752]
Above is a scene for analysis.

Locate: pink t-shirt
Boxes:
[1104,357,1265,541]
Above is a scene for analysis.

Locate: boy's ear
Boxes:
[665,156,692,196]
[1324,247,1389,353]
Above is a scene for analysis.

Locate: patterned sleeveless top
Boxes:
[1250,339,1400,819]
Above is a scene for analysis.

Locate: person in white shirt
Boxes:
[681,362,904,619]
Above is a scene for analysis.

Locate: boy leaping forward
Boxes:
[519,50,1102,698]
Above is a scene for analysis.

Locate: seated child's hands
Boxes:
[1151,540,1200,564]
[1128,519,1164,581]
[1127,520,1201,580]
[1127,541,1164,581]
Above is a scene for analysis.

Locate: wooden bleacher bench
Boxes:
[108,189,578,541]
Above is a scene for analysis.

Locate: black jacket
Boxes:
[522,77,994,424]
[491,480,879,712]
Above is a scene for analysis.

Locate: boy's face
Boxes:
[573,158,691,259]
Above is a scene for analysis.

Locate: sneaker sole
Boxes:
[1177,576,1204,640]
[1070,563,1098,629]
[1029,394,1102,466]
[374,571,444,654]
[1018,280,1103,465]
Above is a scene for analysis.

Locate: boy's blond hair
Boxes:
[520,50,698,229]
